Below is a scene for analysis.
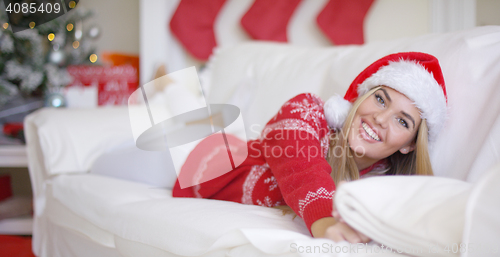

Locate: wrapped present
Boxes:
[66,65,138,106]
[3,123,23,138]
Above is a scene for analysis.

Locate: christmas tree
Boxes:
[0,4,99,107]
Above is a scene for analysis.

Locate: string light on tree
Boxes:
[29,22,36,29]
[72,41,79,49]
[66,23,74,31]
[89,54,98,63]
[2,23,8,29]
[48,33,55,41]
[69,1,77,9]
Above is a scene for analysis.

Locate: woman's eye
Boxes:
[375,94,385,106]
[398,118,408,128]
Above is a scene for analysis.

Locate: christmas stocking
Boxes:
[241,0,302,42]
[316,0,374,45]
[169,0,226,61]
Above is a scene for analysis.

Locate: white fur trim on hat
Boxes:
[324,94,352,129]
[357,60,447,142]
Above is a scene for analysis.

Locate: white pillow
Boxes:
[335,175,471,257]
[90,139,178,188]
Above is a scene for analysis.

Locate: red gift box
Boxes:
[67,65,138,106]
[3,123,23,138]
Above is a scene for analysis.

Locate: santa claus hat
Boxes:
[324,52,447,142]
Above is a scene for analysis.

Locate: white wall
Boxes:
[135,0,496,85]
[365,0,430,42]
[139,0,437,85]
[68,0,500,87]
[139,0,201,84]
[430,0,476,33]
[477,0,500,26]
[74,0,500,83]
[77,0,140,55]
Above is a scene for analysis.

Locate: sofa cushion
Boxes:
[462,162,500,255]
[53,173,418,256]
[51,174,326,255]
[89,139,178,188]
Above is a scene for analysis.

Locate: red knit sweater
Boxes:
[173,93,386,232]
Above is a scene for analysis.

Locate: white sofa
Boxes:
[26,26,500,257]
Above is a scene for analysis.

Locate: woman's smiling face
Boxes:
[348,86,422,168]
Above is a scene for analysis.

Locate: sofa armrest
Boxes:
[24,106,134,249]
[25,107,133,177]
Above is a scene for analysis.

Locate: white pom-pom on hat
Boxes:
[324,94,352,129]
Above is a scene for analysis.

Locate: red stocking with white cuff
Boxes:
[316,0,374,45]
[169,0,226,61]
[240,0,302,42]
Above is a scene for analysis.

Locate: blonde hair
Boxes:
[327,86,433,185]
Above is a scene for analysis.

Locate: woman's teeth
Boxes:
[362,122,380,141]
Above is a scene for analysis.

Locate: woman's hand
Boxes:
[311,216,371,243]
[311,210,371,243]
[311,217,337,238]
[323,221,371,244]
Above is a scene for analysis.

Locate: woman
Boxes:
[173,52,447,243]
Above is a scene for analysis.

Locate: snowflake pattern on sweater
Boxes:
[284,96,326,131]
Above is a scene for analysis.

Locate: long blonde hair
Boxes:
[327,86,433,185]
